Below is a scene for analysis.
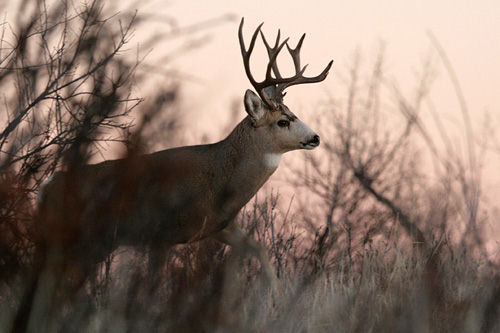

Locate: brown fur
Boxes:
[35,90,319,290]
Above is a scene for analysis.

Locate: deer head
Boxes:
[238,18,333,154]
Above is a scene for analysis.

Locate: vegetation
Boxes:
[0,1,498,332]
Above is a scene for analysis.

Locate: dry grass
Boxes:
[1,228,497,332]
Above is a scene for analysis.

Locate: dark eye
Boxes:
[277,120,290,128]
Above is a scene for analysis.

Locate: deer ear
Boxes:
[244,90,265,125]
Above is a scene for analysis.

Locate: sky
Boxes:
[133,0,500,140]
[5,0,498,153]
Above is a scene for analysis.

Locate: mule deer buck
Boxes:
[32,18,333,293]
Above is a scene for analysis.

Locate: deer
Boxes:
[21,18,332,317]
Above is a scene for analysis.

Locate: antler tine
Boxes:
[283,59,333,89]
[279,33,334,90]
[264,37,289,82]
[260,29,283,79]
[238,18,264,87]
[286,33,306,73]
[238,18,263,55]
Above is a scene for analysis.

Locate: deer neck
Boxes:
[224,116,281,173]
[208,117,280,222]
[213,116,281,203]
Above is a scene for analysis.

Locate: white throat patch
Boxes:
[263,153,282,168]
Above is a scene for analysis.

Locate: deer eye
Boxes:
[277,120,290,128]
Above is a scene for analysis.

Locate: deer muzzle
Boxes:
[301,134,320,149]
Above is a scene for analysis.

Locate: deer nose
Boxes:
[311,135,320,145]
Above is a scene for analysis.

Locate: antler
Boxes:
[238,18,333,108]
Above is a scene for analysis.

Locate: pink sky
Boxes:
[135,0,499,137]
[6,1,498,150]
